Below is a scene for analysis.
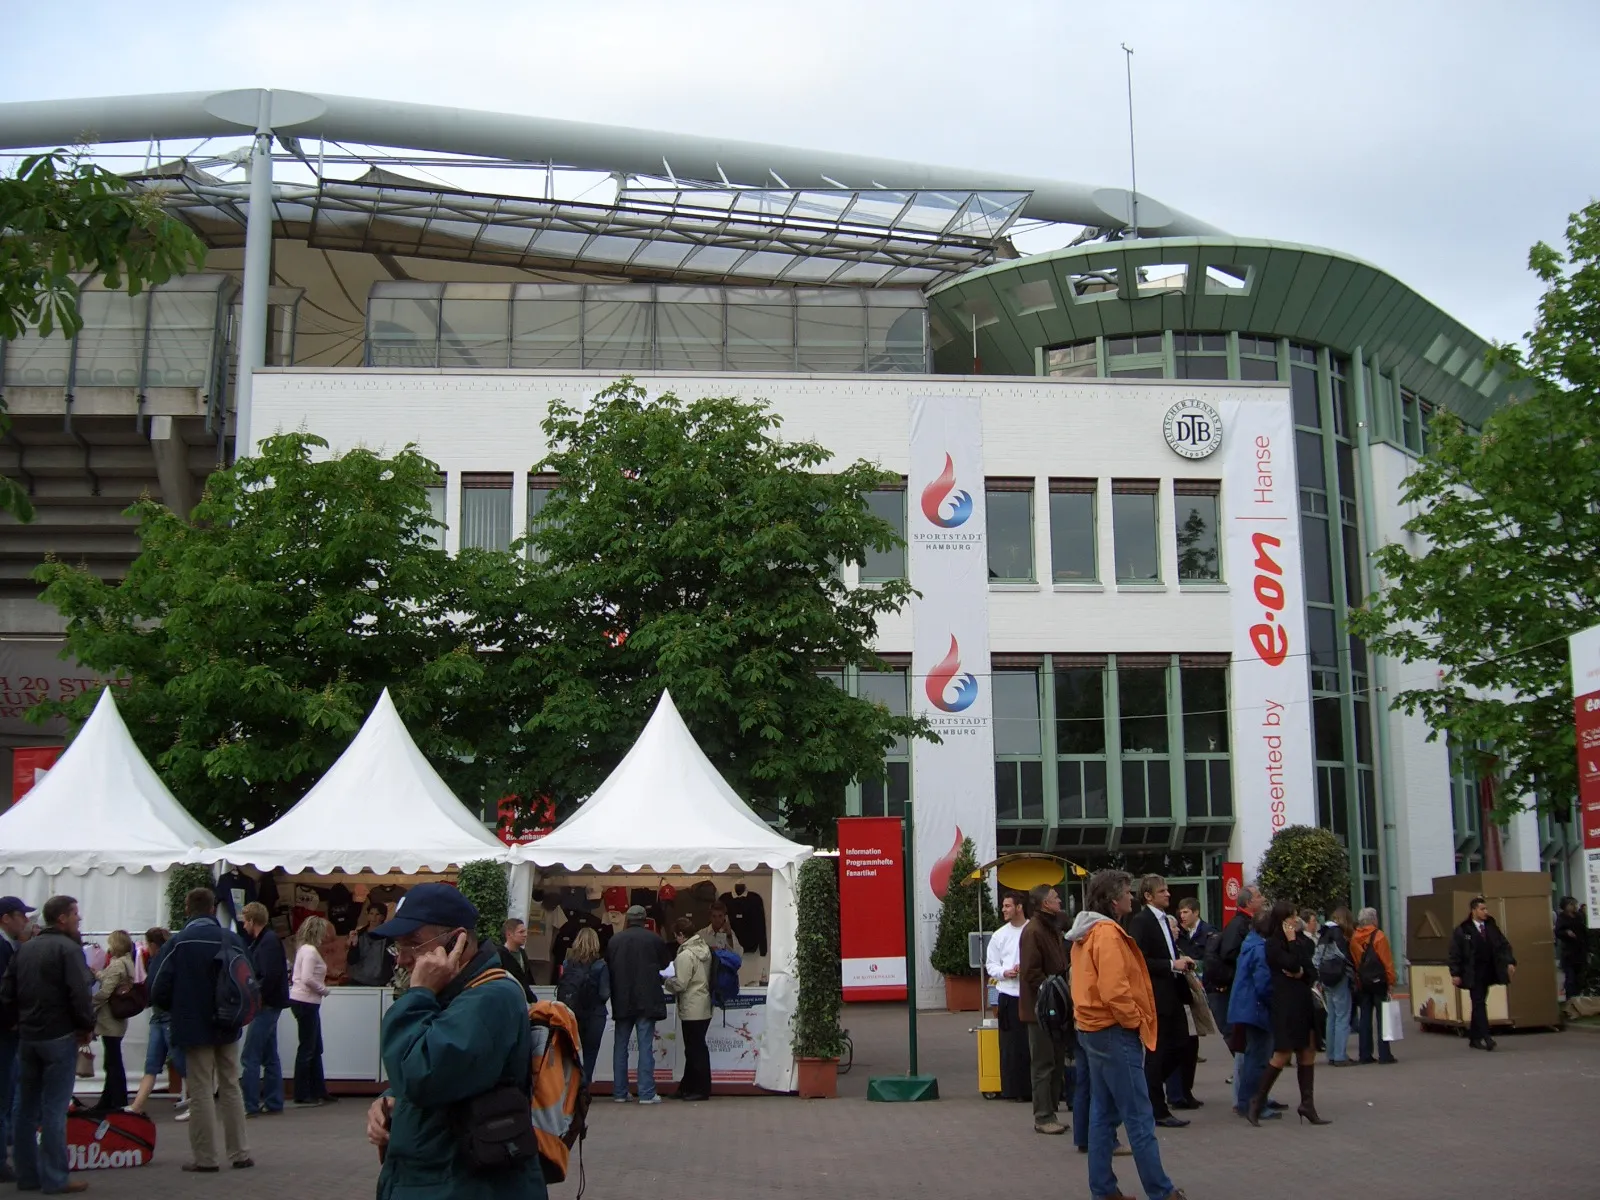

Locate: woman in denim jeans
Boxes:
[1313,908,1356,1066]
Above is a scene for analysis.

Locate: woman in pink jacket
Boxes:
[289,917,335,1108]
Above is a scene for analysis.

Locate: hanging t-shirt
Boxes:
[215,870,258,932]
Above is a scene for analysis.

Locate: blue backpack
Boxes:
[709,948,742,1010]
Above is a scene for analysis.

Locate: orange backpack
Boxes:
[467,971,590,1188]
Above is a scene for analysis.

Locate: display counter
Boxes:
[276,986,397,1087]
[594,987,769,1094]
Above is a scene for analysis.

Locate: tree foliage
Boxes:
[1349,202,1600,821]
[31,432,496,835]
[0,150,207,521]
[1256,825,1350,916]
[456,860,511,944]
[929,837,997,977]
[792,855,845,1060]
[492,380,929,845]
[164,863,216,930]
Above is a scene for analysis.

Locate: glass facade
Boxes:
[367,281,929,373]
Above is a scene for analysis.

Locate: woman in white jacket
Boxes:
[289,916,334,1108]
[664,918,713,1102]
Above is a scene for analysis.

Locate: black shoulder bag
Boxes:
[454,969,540,1173]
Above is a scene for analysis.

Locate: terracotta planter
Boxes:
[944,973,982,1012]
[796,1056,839,1099]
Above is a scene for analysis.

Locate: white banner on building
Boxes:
[908,395,997,1007]
[1217,393,1315,877]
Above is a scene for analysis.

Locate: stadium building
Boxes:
[0,90,1573,968]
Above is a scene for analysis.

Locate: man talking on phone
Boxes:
[363,884,546,1200]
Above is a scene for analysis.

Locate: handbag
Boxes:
[75,1046,95,1078]
[108,980,147,1021]
[1186,975,1218,1037]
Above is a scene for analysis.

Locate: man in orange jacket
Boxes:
[1067,870,1187,1200]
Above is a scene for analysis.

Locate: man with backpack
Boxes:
[0,895,93,1195]
[148,887,254,1173]
[364,884,547,1200]
[1349,907,1397,1065]
[1313,911,1355,1065]
[1019,883,1069,1136]
[1204,884,1263,1039]
[605,905,671,1104]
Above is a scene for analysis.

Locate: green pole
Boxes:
[904,799,918,1076]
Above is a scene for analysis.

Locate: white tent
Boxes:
[0,687,221,931]
[520,690,813,1093]
[197,688,514,873]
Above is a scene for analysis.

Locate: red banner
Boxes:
[495,795,557,846]
[12,746,62,805]
[1221,861,1244,925]
[837,817,906,1001]
[1577,693,1600,852]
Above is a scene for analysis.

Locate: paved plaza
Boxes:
[54,1003,1600,1199]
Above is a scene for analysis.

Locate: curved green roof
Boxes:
[926,237,1515,426]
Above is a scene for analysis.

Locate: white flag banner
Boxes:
[1216,393,1315,875]
[908,395,997,1007]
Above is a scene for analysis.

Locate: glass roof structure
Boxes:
[133,163,1029,288]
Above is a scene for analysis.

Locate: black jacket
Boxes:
[1205,911,1254,993]
[1555,911,1588,970]
[0,928,95,1041]
[605,924,671,1022]
[1448,915,1516,987]
[723,889,768,957]
[496,943,536,1000]
[245,927,289,1009]
[149,916,246,1048]
[1127,906,1189,1019]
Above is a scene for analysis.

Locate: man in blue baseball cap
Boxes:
[0,896,37,1183]
[363,883,545,1200]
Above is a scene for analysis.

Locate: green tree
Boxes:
[1256,825,1350,916]
[30,432,499,834]
[1,150,206,521]
[495,379,929,845]
[1349,202,1600,821]
[929,837,997,977]
[456,860,511,944]
[792,855,845,1060]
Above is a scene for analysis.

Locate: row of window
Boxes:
[862,477,1222,586]
[827,655,1234,831]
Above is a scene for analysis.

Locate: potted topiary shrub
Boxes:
[456,860,510,944]
[165,863,215,929]
[793,855,845,1098]
[930,836,996,1012]
[1256,825,1351,916]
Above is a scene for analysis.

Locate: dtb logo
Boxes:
[1163,399,1224,460]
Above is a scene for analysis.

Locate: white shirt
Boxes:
[986,921,1026,998]
[1153,908,1178,965]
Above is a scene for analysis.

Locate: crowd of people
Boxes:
[982,870,1447,1200]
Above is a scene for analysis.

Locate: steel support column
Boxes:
[235,90,275,455]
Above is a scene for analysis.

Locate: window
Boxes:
[993,667,1044,821]
[439,286,511,368]
[1111,480,1161,583]
[1301,515,1333,604]
[1174,333,1228,380]
[460,473,513,552]
[510,284,582,368]
[1106,335,1165,357]
[1203,264,1252,295]
[526,473,559,562]
[1135,264,1188,297]
[1049,479,1097,582]
[1400,389,1421,453]
[1173,480,1221,581]
[1118,658,1173,827]
[424,474,446,548]
[1330,358,1350,437]
[1238,335,1279,381]
[986,479,1034,582]
[1066,267,1119,303]
[858,486,906,582]
[858,666,910,818]
[1106,334,1165,379]
[1308,607,1339,692]
[1182,659,1232,820]
[1045,340,1097,378]
[1054,659,1108,821]
[1290,360,1321,429]
[583,285,652,370]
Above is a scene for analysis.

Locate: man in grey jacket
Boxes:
[0,895,94,1195]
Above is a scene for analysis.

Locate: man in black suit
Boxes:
[1126,874,1195,1128]
[1448,896,1517,1051]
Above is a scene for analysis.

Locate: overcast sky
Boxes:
[6,0,1596,343]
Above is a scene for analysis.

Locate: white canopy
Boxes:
[519,690,812,873]
[0,687,219,875]
[198,688,512,873]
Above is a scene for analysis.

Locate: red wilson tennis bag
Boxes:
[66,1110,156,1171]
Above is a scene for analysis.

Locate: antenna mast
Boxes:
[1120,43,1139,237]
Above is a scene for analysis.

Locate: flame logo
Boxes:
[929,826,964,900]
[920,454,973,528]
[926,635,979,713]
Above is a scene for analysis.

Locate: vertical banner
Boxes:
[1217,394,1314,877]
[837,817,907,1000]
[1570,624,1600,915]
[1221,861,1244,924]
[11,746,62,805]
[908,395,997,1007]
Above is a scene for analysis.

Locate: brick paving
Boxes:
[54,1004,1600,1199]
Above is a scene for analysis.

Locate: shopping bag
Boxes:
[1186,975,1217,1036]
[1381,998,1404,1042]
[75,1047,95,1078]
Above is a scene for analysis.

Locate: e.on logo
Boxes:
[1248,532,1289,667]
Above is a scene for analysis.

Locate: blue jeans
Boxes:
[578,1011,605,1088]
[1323,981,1352,1062]
[1079,1026,1176,1200]
[1354,990,1396,1063]
[0,1031,18,1162]
[240,1008,284,1113]
[612,1018,657,1100]
[141,1014,187,1080]
[1071,1054,1093,1148]
[14,1034,76,1193]
[1232,1023,1273,1113]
